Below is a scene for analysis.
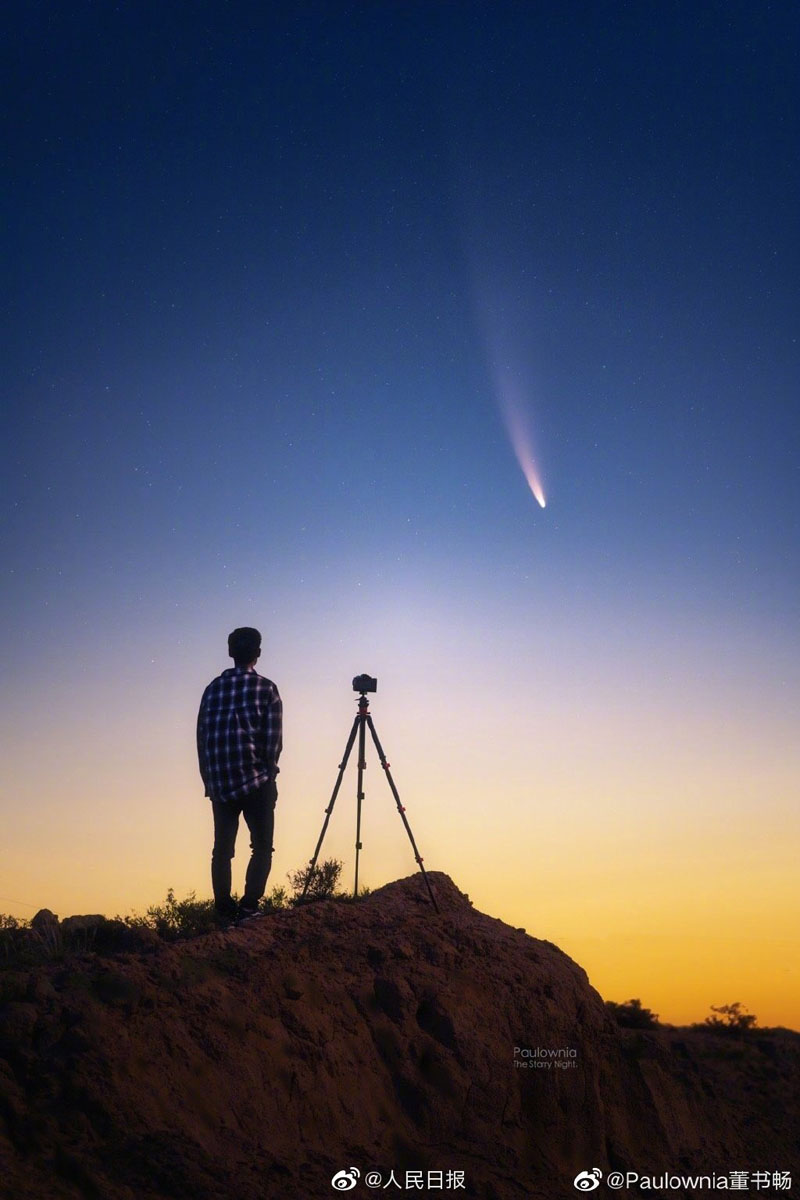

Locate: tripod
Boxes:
[301,689,439,911]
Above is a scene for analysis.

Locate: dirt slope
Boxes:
[0,873,797,1200]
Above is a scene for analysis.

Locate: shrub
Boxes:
[288,858,344,903]
[128,889,219,940]
[703,1002,757,1034]
[0,915,28,963]
[261,886,288,911]
[606,998,660,1029]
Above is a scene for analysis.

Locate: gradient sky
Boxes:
[3,2,798,1028]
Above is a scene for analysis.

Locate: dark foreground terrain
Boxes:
[1,873,797,1200]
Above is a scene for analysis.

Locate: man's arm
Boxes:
[196,691,210,792]
[263,684,283,780]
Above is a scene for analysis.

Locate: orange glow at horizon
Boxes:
[1,583,798,1031]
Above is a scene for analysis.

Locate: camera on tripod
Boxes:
[301,674,438,911]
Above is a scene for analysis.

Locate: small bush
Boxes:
[261,885,288,911]
[0,915,28,963]
[288,858,344,903]
[129,889,219,940]
[702,1002,757,1035]
[606,998,660,1029]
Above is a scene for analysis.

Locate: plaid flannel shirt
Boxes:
[197,667,282,803]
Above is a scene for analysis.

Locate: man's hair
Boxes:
[228,626,262,667]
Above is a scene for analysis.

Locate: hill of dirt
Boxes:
[0,873,797,1200]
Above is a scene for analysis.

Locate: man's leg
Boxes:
[240,781,277,909]
[211,800,241,918]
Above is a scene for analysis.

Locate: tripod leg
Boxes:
[354,708,367,898]
[301,714,360,901]
[365,715,440,913]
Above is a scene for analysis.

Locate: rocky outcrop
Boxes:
[0,874,797,1199]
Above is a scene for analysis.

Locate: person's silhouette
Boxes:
[196,627,282,922]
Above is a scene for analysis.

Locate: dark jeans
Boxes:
[211,781,277,915]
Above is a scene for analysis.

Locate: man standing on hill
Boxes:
[197,627,283,924]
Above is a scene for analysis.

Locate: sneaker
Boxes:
[236,902,263,925]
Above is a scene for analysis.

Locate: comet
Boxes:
[467,270,549,510]
[494,367,547,509]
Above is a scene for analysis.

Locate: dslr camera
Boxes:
[352,673,377,694]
